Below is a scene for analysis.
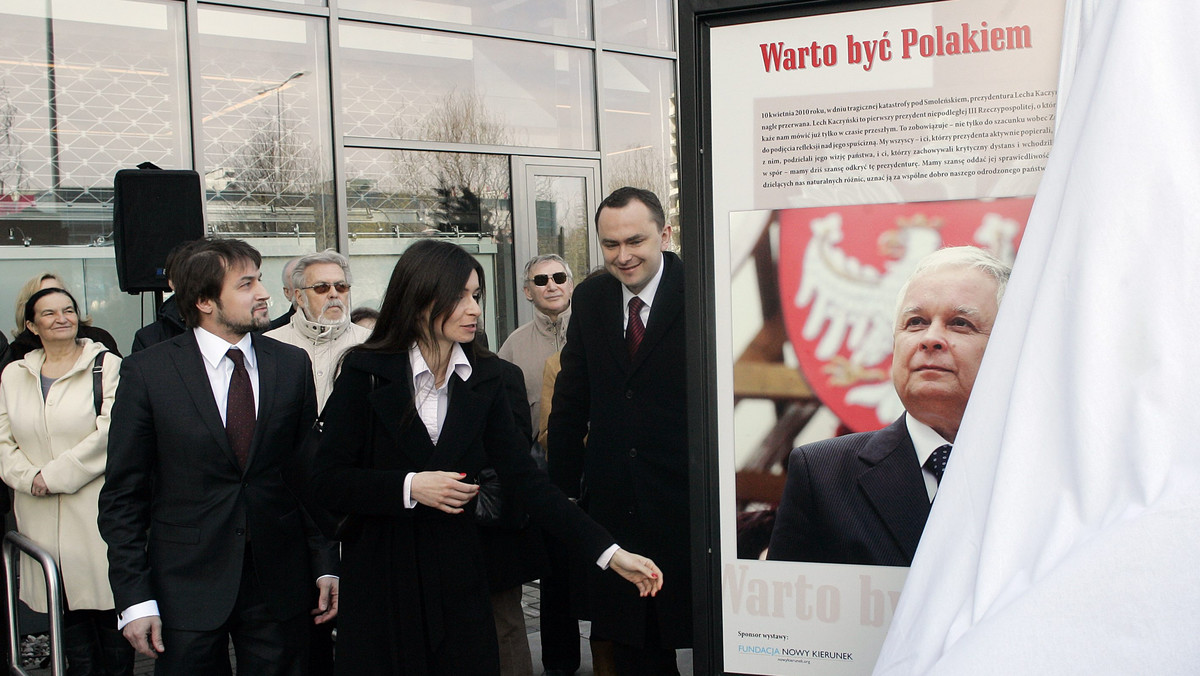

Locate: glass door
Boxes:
[511,157,601,326]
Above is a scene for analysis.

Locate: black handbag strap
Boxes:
[91,351,107,417]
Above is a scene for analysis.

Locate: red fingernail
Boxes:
[651,573,658,578]
[459,473,467,478]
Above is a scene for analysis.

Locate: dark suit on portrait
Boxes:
[98,331,336,671]
[766,415,931,567]
[548,251,692,651]
[310,350,611,676]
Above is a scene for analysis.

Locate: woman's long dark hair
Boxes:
[361,239,488,358]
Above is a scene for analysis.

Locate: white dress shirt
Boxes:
[621,252,666,335]
[402,342,472,508]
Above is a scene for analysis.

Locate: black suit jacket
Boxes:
[98,331,335,631]
[766,415,931,566]
[548,251,692,649]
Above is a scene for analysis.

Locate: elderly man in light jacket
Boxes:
[265,249,371,412]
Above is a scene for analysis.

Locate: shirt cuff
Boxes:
[316,574,339,582]
[117,600,159,630]
[596,544,620,570]
[404,472,417,509]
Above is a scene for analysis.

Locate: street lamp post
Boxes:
[256,71,306,209]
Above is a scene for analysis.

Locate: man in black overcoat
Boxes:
[549,187,691,674]
[98,238,338,675]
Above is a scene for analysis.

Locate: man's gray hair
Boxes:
[281,256,301,292]
[522,253,573,285]
[894,246,1012,324]
[291,249,353,293]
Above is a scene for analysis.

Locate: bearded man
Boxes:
[265,249,372,411]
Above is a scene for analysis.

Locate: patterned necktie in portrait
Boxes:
[924,443,952,485]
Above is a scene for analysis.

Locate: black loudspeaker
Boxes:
[113,163,205,294]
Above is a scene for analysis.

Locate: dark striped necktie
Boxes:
[626,296,646,357]
[225,348,256,469]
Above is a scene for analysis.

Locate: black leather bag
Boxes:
[474,467,528,530]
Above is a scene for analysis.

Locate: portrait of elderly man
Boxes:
[265,249,372,410]
[767,245,1011,566]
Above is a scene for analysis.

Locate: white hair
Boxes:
[894,246,1012,324]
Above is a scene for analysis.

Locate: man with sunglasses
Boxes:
[498,254,575,436]
[265,249,371,411]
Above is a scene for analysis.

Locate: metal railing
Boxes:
[2,532,65,676]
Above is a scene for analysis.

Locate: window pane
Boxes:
[340,0,590,40]
[601,52,677,226]
[534,174,590,279]
[344,147,517,342]
[0,0,189,246]
[197,7,336,250]
[598,0,673,51]
[340,22,596,151]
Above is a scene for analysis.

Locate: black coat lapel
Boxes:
[369,364,436,470]
[171,333,241,472]
[427,364,496,469]
[857,415,931,561]
[602,275,631,374]
[248,334,276,469]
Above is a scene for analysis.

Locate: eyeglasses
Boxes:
[300,282,351,294]
[530,272,569,286]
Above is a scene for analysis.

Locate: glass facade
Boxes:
[0,0,677,350]
[197,7,337,249]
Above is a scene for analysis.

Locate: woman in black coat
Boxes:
[309,239,661,675]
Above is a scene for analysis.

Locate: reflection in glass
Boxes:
[340,0,590,40]
[340,22,596,151]
[601,52,677,227]
[197,7,336,249]
[534,175,590,280]
[598,0,673,51]
[344,147,517,342]
[0,0,189,246]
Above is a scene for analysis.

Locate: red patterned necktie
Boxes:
[626,296,646,358]
[225,348,256,469]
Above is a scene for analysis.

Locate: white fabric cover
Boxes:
[874,1,1200,673]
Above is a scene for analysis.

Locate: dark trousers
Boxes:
[154,548,309,676]
[490,586,532,676]
[610,601,678,676]
[539,544,580,672]
[63,609,134,676]
[308,620,334,676]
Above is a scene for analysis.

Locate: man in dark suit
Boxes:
[767,246,1011,566]
[549,187,690,675]
[99,238,338,675]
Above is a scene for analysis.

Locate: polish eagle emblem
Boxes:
[777,198,1031,432]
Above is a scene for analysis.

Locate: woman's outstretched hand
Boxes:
[411,471,479,513]
[609,548,664,597]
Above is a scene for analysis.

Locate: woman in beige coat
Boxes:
[0,287,131,676]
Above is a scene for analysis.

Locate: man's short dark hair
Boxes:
[594,186,665,232]
[173,238,263,328]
